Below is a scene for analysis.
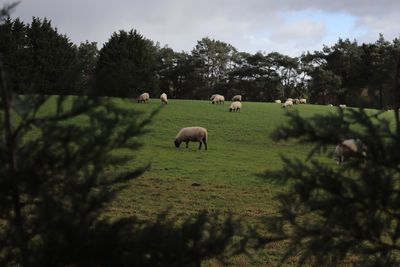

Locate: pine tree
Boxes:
[0,15,80,95]
[95,30,159,97]
[261,51,400,266]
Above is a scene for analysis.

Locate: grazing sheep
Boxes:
[286,98,293,102]
[160,93,168,104]
[212,95,225,104]
[174,127,208,150]
[293,99,300,104]
[231,95,242,101]
[339,104,347,108]
[282,100,293,108]
[137,92,150,103]
[275,100,282,104]
[328,104,333,107]
[210,94,218,101]
[299,98,307,104]
[229,101,242,112]
[333,139,366,164]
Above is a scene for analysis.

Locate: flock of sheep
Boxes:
[276,98,307,108]
[137,92,362,163]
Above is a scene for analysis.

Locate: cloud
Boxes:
[270,20,326,45]
[10,0,400,56]
[354,15,400,43]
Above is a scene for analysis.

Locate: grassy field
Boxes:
[102,99,348,266]
[110,99,333,217]
[27,97,395,266]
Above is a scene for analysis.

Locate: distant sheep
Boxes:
[282,100,293,108]
[333,139,366,164]
[231,95,242,101]
[160,93,168,104]
[275,100,282,104]
[174,127,208,150]
[293,99,300,104]
[328,104,333,107]
[210,94,218,101]
[286,98,293,102]
[229,101,242,112]
[299,98,307,104]
[339,104,347,108]
[212,95,225,104]
[137,92,150,103]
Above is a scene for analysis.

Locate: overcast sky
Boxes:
[8,0,400,56]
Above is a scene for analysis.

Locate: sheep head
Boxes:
[174,139,181,148]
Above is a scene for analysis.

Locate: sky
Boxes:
[7,0,400,56]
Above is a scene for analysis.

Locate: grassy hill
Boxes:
[103,99,346,266]
[29,97,395,266]
[110,99,333,214]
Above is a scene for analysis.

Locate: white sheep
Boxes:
[286,98,293,102]
[293,99,300,104]
[229,101,242,112]
[212,95,225,104]
[299,98,307,104]
[333,139,366,164]
[339,104,347,108]
[328,104,333,107]
[137,92,150,103]
[210,94,218,101]
[174,127,208,150]
[282,100,293,108]
[275,100,282,104]
[160,93,168,104]
[231,95,242,101]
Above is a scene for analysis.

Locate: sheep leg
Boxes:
[186,141,189,148]
[198,141,202,150]
[203,138,207,150]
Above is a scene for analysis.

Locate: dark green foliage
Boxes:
[94,30,158,97]
[191,37,238,98]
[77,41,98,77]
[302,36,400,108]
[0,65,242,267]
[262,107,400,266]
[229,52,300,101]
[0,16,80,95]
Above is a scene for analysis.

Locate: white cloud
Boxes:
[354,15,400,43]
[270,20,326,44]
[10,0,400,56]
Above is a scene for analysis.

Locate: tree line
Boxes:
[1,16,400,108]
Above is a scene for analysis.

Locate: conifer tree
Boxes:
[95,30,159,97]
[262,51,400,266]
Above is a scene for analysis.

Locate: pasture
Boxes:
[112,99,332,218]
[107,99,342,266]
[29,97,395,266]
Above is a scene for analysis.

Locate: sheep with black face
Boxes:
[334,139,366,164]
[229,101,242,112]
[137,92,150,103]
[174,127,208,150]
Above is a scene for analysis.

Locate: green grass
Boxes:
[101,99,333,265]
[20,97,397,266]
[106,99,394,266]
[110,100,326,215]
